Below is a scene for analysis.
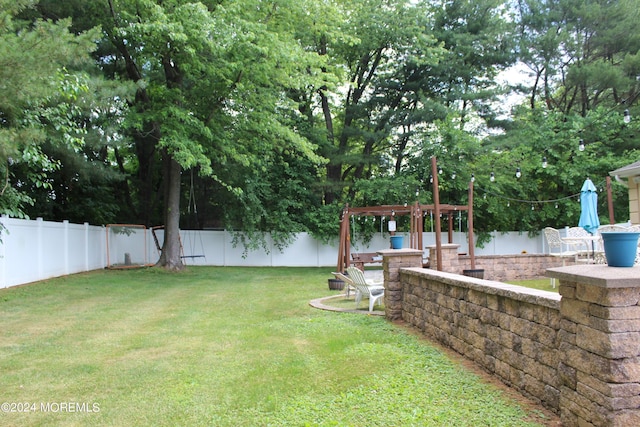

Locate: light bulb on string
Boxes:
[490,171,495,182]
[451,172,456,180]
[438,165,443,174]
[429,174,433,184]
[515,167,521,179]
[531,204,534,210]
[624,109,631,124]
[470,174,475,183]
[579,139,585,151]
[542,156,547,168]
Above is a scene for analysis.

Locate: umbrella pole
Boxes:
[606,176,615,224]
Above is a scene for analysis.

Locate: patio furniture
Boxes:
[597,224,630,233]
[596,225,633,253]
[564,226,602,263]
[544,227,578,287]
[350,252,382,271]
[544,227,578,261]
[596,224,640,265]
[331,271,357,298]
[345,267,385,312]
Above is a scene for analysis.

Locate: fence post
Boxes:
[0,215,6,288]
[63,220,69,275]
[37,217,44,279]
[84,222,90,272]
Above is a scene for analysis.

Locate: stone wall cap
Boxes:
[424,244,460,249]
[377,248,423,256]
[401,267,560,308]
[547,265,640,288]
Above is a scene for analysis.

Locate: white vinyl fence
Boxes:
[0,216,549,289]
[0,217,106,289]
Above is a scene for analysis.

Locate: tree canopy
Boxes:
[2,0,639,266]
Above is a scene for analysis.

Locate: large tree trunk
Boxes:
[134,121,161,226]
[156,152,184,271]
[319,88,340,205]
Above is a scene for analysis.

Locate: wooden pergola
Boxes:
[336,157,477,273]
[336,201,471,272]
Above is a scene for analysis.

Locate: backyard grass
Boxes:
[505,278,558,293]
[0,267,556,426]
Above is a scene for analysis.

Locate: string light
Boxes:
[542,156,548,168]
[476,178,606,206]
[490,171,495,182]
[515,167,521,178]
[525,97,639,157]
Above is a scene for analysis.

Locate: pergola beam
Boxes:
[336,202,469,273]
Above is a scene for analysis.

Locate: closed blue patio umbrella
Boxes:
[578,178,600,235]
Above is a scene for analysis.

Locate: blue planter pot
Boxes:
[601,232,640,267]
[390,235,404,249]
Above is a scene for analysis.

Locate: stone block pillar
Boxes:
[547,265,640,427]
[425,243,460,273]
[378,248,423,320]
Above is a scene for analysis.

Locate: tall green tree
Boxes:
[515,0,640,114]
[0,0,100,219]
[14,0,640,250]
[306,0,446,205]
[429,0,517,127]
[11,71,131,225]
[474,0,640,234]
[31,0,330,269]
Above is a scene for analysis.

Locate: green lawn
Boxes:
[0,267,555,426]
[506,278,558,293]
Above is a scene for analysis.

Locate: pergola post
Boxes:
[432,156,443,271]
[468,179,476,269]
[336,201,470,272]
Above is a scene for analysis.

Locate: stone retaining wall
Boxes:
[426,243,577,282]
[379,249,640,426]
[549,266,640,427]
[459,254,570,282]
[400,267,562,412]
